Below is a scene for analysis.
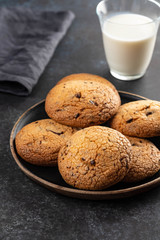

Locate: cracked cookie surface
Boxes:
[123,137,160,182]
[58,126,131,190]
[110,100,160,137]
[15,119,77,166]
[57,73,118,93]
[45,80,121,128]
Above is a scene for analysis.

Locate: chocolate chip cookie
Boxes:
[45,80,121,128]
[123,136,160,182]
[58,126,131,190]
[110,100,160,137]
[15,119,77,166]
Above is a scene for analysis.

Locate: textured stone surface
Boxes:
[0,0,160,239]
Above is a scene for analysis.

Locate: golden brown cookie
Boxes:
[57,73,117,92]
[110,100,160,137]
[58,126,131,190]
[15,119,77,166]
[45,80,121,128]
[123,137,160,182]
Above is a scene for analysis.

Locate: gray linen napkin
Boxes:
[0,7,75,96]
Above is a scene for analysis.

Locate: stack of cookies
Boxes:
[15,73,160,190]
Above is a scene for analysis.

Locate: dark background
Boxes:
[0,0,160,239]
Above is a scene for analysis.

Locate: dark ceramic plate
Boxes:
[10,91,160,200]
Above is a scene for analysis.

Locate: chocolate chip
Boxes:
[75,92,81,98]
[55,109,62,112]
[126,160,129,170]
[46,129,64,135]
[89,100,98,106]
[146,111,153,116]
[90,160,95,165]
[120,158,124,162]
[126,118,133,123]
[81,157,86,161]
[75,113,80,119]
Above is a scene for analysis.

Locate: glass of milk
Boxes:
[96,0,160,80]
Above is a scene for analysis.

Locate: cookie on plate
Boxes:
[58,126,131,190]
[57,73,118,92]
[15,119,77,166]
[45,79,121,128]
[110,100,160,137]
[123,137,160,182]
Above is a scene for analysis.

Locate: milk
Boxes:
[102,13,157,78]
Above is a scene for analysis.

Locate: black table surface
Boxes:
[1,0,160,239]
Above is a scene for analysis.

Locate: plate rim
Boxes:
[10,91,160,200]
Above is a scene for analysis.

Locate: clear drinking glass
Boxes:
[96,0,160,80]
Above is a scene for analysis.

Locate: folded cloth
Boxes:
[0,7,75,96]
